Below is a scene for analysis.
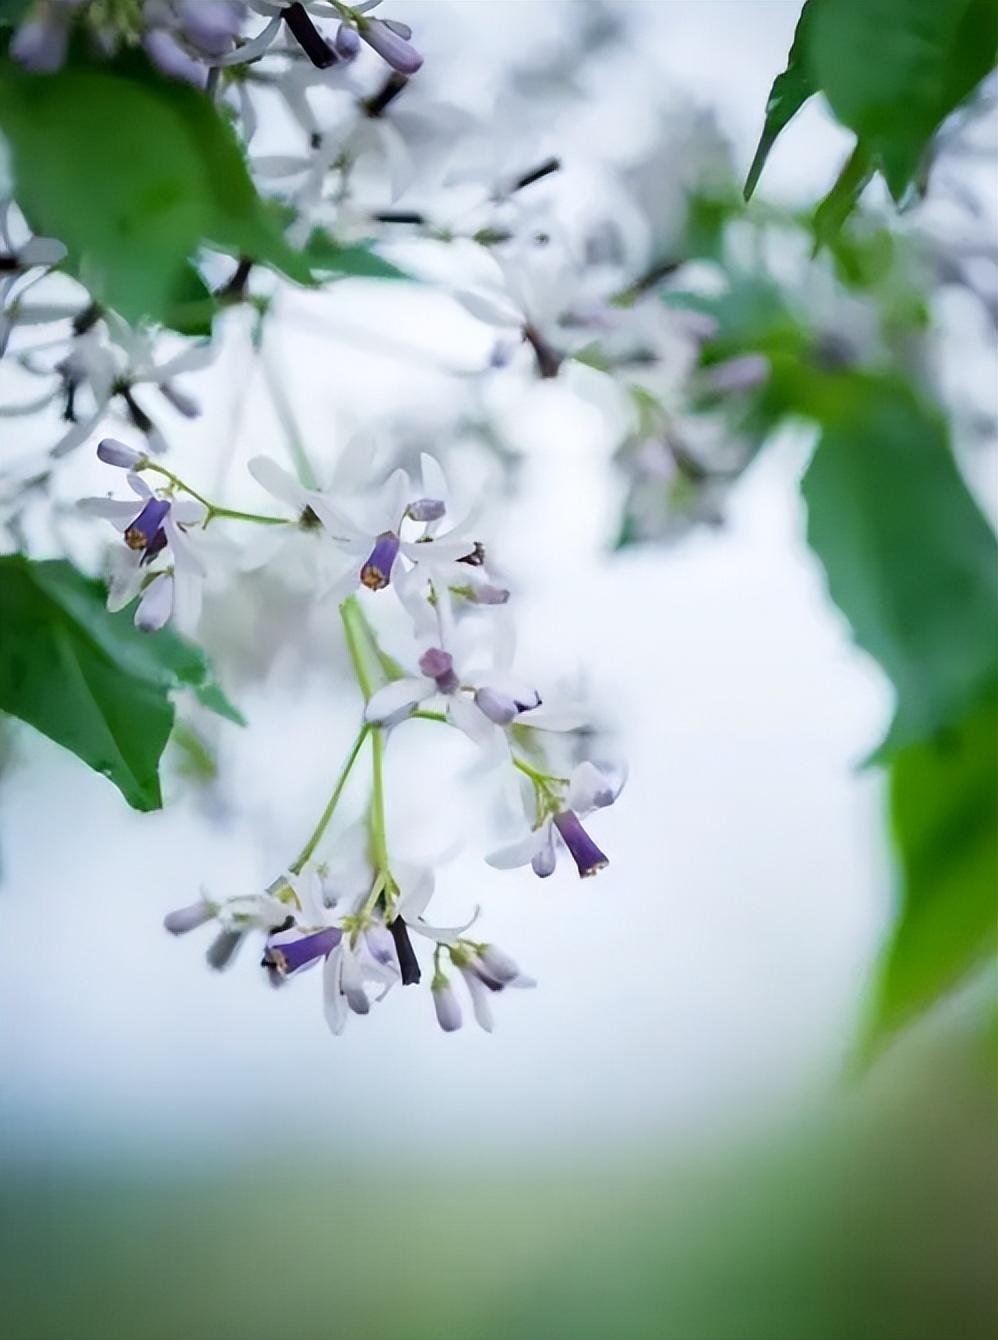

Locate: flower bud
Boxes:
[164,899,214,935]
[432,977,462,1032]
[474,687,518,725]
[359,16,423,74]
[335,23,361,57]
[406,498,446,522]
[98,438,145,470]
[477,944,520,985]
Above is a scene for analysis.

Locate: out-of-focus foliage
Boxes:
[0,556,240,811]
[0,47,314,327]
[864,692,998,1059]
[640,157,996,1051]
[746,0,998,233]
[802,377,997,760]
[0,1023,992,1340]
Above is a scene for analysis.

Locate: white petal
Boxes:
[567,760,624,813]
[459,967,494,1032]
[135,574,174,632]
[393,862,436,922]
[212,13,281,64]
[151,342,215,379]
[364,677,432,723]
[447,693,498,750]
[106,549,144,611]
[78,497,140,529]
[453,288,521,329]
[169,499,208,528]
[419,452,449,506]
[518,704,587,732]
[163,513,207,577]
[248,456,308,511]
[398,535,479,566]
[323,947,348,1035]
[485,827,548,870]
[170,566,203,635]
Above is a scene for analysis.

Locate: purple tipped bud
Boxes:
[406,497,446,523]
[364,923,397,968]
[553,810,608,878]
[477,944,520,985]
[360,530,400,590]
[143,29,207,87]
[335,23,361,57]
[206,928,244,970]
[467,583,509,606]
[12,17,70,73]
[345,984,371,1015]
[124,497,170,551]
[474,687,518,725]
[178,0,242,56]
[432,978,462,1032]
[164,900,214,935]
[532,827,557,878]
[360,16,423,74]
[98,438,145,470]
[263,927,341,976]
[419,647,459,694]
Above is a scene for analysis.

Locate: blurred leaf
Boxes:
[164,264,218,337]
[810,0,998,202]
[0,556,241,810]
[862,692,998,1057]
[0,52,313,328]
[303,229,410,281]
[811,142,875,252]
[743,0,821,201]
[748,0,997,218]
[802,377,998,759]
[664,274,806,364]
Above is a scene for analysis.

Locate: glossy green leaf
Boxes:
[860,692,998,1058]
[743,0,821,201]
[0,53,312,328]
[802,377,998,759]
[810,0,998,202]
[0,556,242,810]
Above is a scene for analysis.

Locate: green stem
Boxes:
[410,709,448,724]
[513,755,568,787]
[139,462,288,526]
[369,726,391,877]
[339,595,376,700]
[290,724,370,874]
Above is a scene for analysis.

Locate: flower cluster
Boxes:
[10,0,422,84]
[85,439,627,1035]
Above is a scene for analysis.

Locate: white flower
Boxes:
[249,450,481,602]
[487,760,625,880]
[79,471,207,633]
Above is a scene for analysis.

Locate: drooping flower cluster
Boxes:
[102,438,628,1035]
[10,0,422,84]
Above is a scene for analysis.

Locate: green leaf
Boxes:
[743,0,821,201]
[809,0,998,202]
[302,229,410,281]
[811,142,875,252]
[0,52,312,328]
[859,692,998,1058]
[0,556,242,810]
[802,377,998,759]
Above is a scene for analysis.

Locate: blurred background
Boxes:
[0,2,995,1337]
